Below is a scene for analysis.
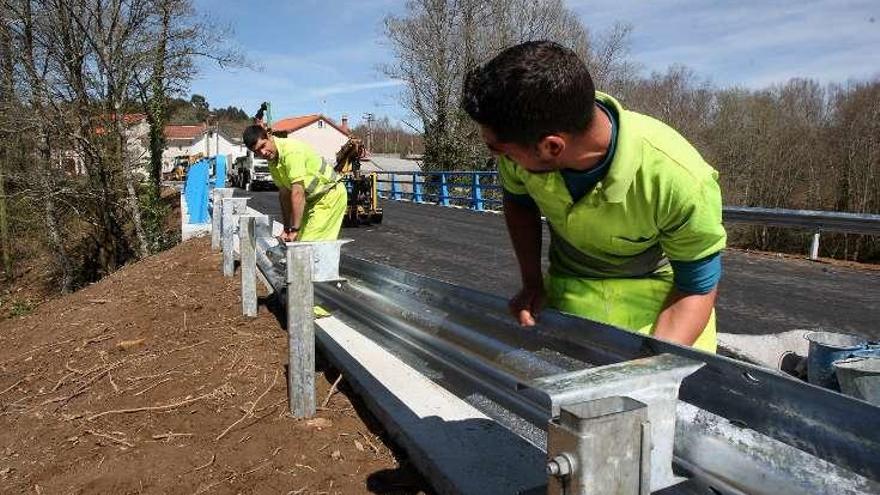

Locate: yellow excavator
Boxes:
[253,102,382,227]
[334,138,383,227]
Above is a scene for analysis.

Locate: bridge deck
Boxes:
[244,192,879,339]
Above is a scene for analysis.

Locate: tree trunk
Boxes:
[0,151,11,279]
[125,170,149,257]
[0,6,11,280]
[146,5,170,197]
[37,134,74,292]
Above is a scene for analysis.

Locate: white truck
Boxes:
[229,152,275,191]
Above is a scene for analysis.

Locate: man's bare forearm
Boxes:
[503,197,543,288]
[653,287,717,346]
[290,183,305,229]
[279,188,291,227]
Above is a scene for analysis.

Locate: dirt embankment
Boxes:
[0,236,427,494]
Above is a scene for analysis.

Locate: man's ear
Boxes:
[536,135,566,160]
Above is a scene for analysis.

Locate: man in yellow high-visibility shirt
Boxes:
[242,125,347,243]
[461,41,727,353]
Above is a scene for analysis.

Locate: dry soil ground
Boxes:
[0,236,428,494]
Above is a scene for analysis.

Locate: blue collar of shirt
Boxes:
[559,101,619,202]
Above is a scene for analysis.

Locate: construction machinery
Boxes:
[164,153,203,181]
[334,138,383,227]
[253,101,382,227]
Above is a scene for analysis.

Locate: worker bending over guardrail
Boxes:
[242,125,347,242]
[461,41,727,353]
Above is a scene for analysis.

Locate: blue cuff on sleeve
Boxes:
[670,252,722,294]
[503,188,538,210]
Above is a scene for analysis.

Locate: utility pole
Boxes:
[362,113,374,153]
[205,113,216,156]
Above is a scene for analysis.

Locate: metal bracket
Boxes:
[547,396,651,495]
[523,353,704,491]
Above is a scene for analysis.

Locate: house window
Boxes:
[317,120,324,128]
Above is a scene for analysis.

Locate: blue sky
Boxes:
[190,0,880,129]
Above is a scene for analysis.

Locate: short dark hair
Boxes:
[461,41,596,145]
[242,125,268,149]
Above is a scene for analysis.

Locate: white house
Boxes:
[60,113,151,177]
[163,124,248,172]
[271,114,351,164]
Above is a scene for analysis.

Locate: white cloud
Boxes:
[571,0,880,87]
[309,79,405,97]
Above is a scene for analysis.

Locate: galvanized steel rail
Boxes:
[317,257,880,493]
[212,193,880,494]
[246,239,879,493]
[722,206,880,235]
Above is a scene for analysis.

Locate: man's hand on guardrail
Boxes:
[280,231,298,243]
[509,285,544,327]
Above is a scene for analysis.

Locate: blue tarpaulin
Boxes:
[214,155,227,188]
[184,159,210,224]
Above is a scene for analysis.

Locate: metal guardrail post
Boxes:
[254,214,272,239]
[547,396,651,495]
[810,231,821,261]
[286,244,316,418]
[440,173,450,206]
[471,172,483,211]
[211,188,233,251]
[390,174,400,200]
[413,173,422,203]
[221,197,248,277]
[239,215,257,317]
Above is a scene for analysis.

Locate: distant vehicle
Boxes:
[230,152,275,191]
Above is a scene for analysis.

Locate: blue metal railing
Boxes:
[376,171,502,211]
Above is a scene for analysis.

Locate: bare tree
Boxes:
[828,81,880,260]
[586,22,639,95]
[384,0,598,171]
[623,65,714,145]
[2,0,242,291]
[137,0,240,198]
[0,2,13,279]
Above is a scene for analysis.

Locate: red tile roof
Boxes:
[93,113,147,135]
[272,114,350,136]
[165,124,206,140]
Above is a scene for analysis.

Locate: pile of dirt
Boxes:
[0,236,428,494]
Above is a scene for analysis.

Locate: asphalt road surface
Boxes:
[241,190,879,339]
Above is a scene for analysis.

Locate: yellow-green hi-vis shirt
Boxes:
[498,92,727,352]
[268,137,347,241]
[268,137,339,198]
